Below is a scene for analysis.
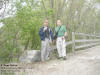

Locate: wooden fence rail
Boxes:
[64,32,100,53]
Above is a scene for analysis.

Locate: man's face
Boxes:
[57,20,61,26]
[44,20,48,27]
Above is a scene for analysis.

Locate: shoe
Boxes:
[63,56,67,60]
[58,57,62,59]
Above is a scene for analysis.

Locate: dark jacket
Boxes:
[39,26,53,41]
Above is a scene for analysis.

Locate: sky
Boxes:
[0,0,16,28]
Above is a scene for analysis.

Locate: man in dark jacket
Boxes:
[39,20,53,61]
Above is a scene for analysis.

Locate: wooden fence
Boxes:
[63,32,100,53]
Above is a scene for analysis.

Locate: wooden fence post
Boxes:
[83,34,86,45]
[72,32,75,53]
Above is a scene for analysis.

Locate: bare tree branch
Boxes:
[0,0,9,18]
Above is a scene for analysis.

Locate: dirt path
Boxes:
[16,46,100,75]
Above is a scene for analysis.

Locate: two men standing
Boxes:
[39,19,67,61]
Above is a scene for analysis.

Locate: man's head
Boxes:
[57,20,62,26]
[44,20,48,27]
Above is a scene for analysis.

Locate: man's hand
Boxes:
[52,40,55,43]
[62,36,65,40]
[43,27,47,32]
[52,40,56,44]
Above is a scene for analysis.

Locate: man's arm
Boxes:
[49,28,53,41]
[64,32,67,37]
[39,27,45,36]
[63,26,67,39]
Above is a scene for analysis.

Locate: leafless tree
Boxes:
[0,0,9,18]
